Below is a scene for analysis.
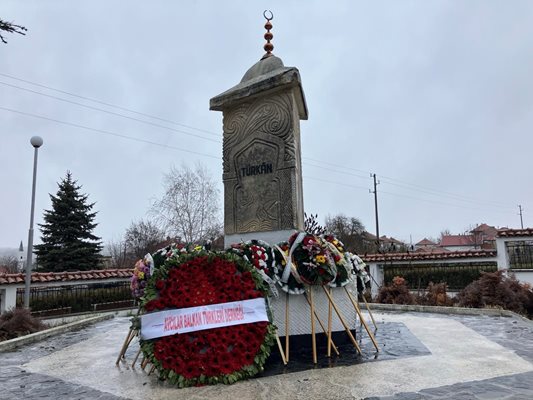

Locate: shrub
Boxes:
[375,276,416,305]
[455,270,533,317]
[0,308,47,341]
[417,282,454,306]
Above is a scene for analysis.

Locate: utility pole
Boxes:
[370,173,380,251]
[518,205,524,229]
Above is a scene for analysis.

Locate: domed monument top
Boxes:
[210,11,307,120]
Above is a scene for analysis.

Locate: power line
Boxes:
[379,178,515,210]
[0,106,219,160]
[1,104,522,218]
[0,73,523,213]
[303,156,370,176]
[305,155,514,209]
[378,175,512,209]
[0,80,221,144]
[305,172,515,215]
[302,160,370,180]
[304,157,514,211]
[0,72,220,137]
[379,189,514,214]
[303,176,370,191]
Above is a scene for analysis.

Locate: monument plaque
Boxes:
[210,48,308,247]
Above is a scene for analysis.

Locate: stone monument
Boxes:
[210,14,357,340]
[210,14,308,247]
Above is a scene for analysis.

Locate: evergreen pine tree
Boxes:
[34,172,103,272]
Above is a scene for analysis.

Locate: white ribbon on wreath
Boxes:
[275,244,304,286]
[281,232,306,284]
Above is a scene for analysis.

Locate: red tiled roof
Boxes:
[416,238,436,246]
[380,236,404,245]
[497,228,533,238]
[439,235,476,247]
[415,246,450,253]
[0,268,134,285]
[361,249,496,263]
[471,224,498,240]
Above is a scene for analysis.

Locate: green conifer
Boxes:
[34,172,103,271]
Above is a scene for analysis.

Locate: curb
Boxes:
[0,313,114,352]
[362,303,533,325]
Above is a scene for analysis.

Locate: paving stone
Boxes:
[2,312,533,399]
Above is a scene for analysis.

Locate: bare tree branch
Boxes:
[0,18,27,44]
[150,163,222,244]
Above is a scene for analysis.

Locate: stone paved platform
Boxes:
[1,311,532,399]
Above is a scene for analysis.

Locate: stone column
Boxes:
[210,55,308,247]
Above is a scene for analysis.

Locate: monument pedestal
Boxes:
[270,287,358,336]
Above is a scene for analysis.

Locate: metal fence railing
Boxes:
[16,281,135,315]
[506,240,533,270]
[384,261,498,290]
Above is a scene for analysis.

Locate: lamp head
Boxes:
[30,136,43,148]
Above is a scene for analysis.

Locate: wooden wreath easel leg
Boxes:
[132,347,142,367]
[344,287,379,352]
[116,328,137,365]
[275,333,287,365]
[308,286,317,364]
[141,357,150,370]
[285,292,290,363]
[361,291,378,330]
[327,287,333,357]
[304,291,339,356]
[322,286,362,355]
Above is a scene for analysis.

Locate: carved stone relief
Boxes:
[222,91,303,234]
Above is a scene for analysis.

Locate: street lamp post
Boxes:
[24,136,43,309]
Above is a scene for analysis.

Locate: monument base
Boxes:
[224,229,298,249]
[269,286,358,336]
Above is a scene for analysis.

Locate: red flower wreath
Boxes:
[139,251,276,387]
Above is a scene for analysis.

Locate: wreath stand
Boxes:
[115,326,138,366]
[343,286,379,352]
[359,276,378,330]
[282,284,363,365]
[284,282,381,364]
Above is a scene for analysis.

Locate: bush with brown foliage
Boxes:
[375,276,416,305]
[0,308,47,341]
[455,270,533,317]
[417,282,454,306]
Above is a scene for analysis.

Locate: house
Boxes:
[379,236,406,252]
[439,224,499,251]
[415,238,437,251]
[439,234,477,251]
[471,223,498,249]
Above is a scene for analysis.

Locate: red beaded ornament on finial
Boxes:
[262,10,274,59]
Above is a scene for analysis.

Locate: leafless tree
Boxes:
[304,213,327,235]
[325,214,376,253]
[124,219,166,259]
[105,239,134,269]
[0,255,20,273]
[0,18,27,44]
[150,163,222,244]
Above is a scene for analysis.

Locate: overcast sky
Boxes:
[1,1,532,250]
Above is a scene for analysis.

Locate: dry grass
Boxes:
[0,308,48,341]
